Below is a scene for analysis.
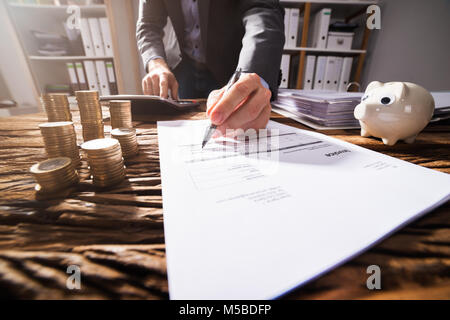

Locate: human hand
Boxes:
[142,58,179,99]
[206,73,272,136]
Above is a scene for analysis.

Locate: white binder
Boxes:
[310,8,331,48]
[88,18,106,57]
[105,61,118,94]
[75,62,88,90]
[95,60,111,96]
[65,62,79,92]
[323,56,343,91]
[279,54,290,89]
[303,55,316,90]
[313,56,327,90]
[283,8,291,49]
[338,57,353,92]
[80,18,95,57]
[99,17,114,57]
[83,60,100,91]
[287,8,300,48]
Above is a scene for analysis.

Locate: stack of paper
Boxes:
[273,89,362,130]
[31,30,69,56]
[431,91,450,122]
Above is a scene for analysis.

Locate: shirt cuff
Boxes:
[146,55,166,72]
[241,72,269,89]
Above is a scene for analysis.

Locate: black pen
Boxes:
[201,68,242,148]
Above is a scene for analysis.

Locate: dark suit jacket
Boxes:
[136,0,285,99]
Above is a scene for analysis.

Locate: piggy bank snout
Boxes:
[354,103,367,120]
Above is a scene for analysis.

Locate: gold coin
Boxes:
[111,128,136,136]
[30,157,72,174]
[81,138,120,152]
[39,121,74,129]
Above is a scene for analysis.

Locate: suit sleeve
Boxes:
[237,0,285,100]
[136,0,169,72]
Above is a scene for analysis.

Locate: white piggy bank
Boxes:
[354,81,435,145]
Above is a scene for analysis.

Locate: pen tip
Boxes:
[201,141,206,149]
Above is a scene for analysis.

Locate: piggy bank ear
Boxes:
[366,81,383,93]
[388,82,408,99]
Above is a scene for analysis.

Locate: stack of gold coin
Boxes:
[39,121,80,167]
[75,90,104,142]
[109,100,132,129]
[110,128,139,159]
[81,138,126,187]
[41,93,72,122]
[30,157,78,193]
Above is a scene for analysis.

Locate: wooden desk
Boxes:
[0,105,449,299]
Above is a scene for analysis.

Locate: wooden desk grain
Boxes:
[0,106,449,299]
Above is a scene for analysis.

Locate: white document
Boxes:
[279,54,290,89]
[313,56,327,90]
[310,8,331,48]
[338,57,353,92]
[88,18,106,57]
[83,60,99,91]
[158,119,450,299]
[283,8,291,49]
[303,55,316,90]
[80,18,95,57]
[75,62,88,90]
[323,56,343,91]
[99,17,114,57]
[95,60,111,96]
[287,8,300,48]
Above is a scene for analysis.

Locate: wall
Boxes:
[0,1,39,107]
[361,0,450,91]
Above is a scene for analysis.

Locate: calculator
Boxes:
[99,95,201,114]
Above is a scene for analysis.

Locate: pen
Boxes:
[201,68,242,148]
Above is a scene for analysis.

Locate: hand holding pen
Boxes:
[202,70,272,147]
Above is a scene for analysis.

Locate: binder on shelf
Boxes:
[296,17,304,47]
[288,54,300,88]
[88,18,106,57]
[313,56,327,90]
[65,62,79,93]
[280,54,290,89]
[287,8,300,48]
[323,56,343,91]
[338,57,353,92]
[99,17,114,57]
[95,60,111,96]
[303,55,316,90]
[80,18,95,57]
[283,8,291,49]
[75,62,88,90]
[83,60,100,91]
[310,8,331,48]
[105,61,118,95]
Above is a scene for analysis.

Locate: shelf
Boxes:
[283,47,365,54]
[8,3,106,13]
[281,0,378,5]
[29,55,114,61]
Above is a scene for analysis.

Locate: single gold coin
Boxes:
[30,157,72,174]
[81,138,120,152]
